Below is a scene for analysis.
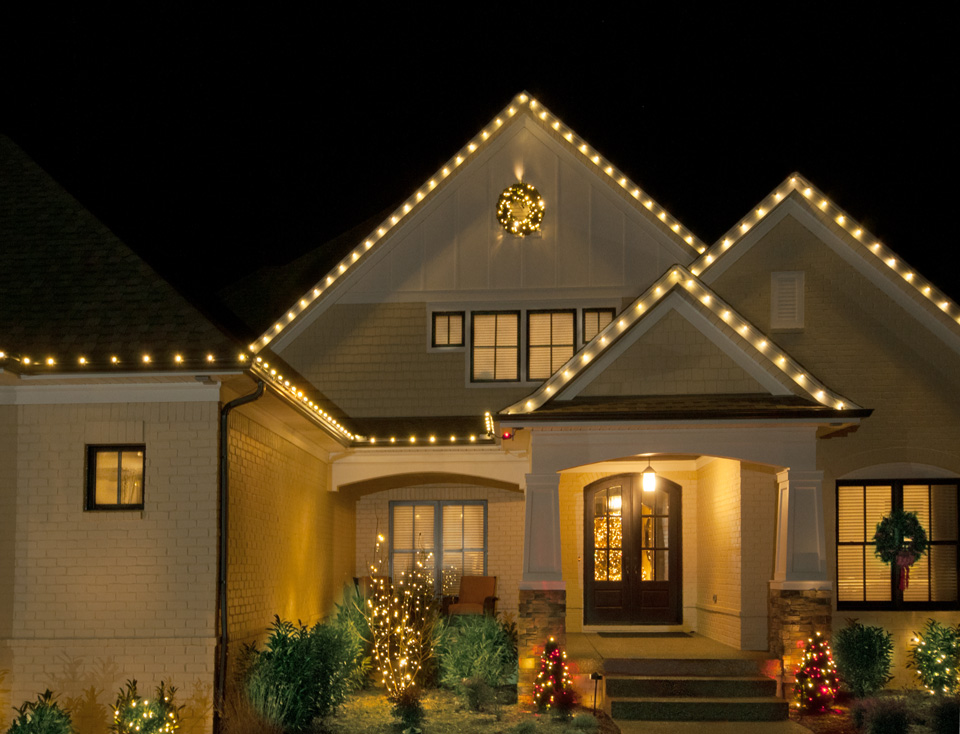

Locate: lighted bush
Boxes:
[793,632,838,711]
[243,616,358,732]
[908,619,960,695]
[111,680,182,733]
[434,614,518,694]
[6,690,73,734]
[533,637,576,718]
[833,620,893,697]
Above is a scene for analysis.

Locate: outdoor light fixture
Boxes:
[642,458,656,492]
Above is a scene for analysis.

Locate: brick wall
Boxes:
[226,410,355,653]
[740,464,778,650]
[581,309,766,396]
[0,400,219,733]
[353,483,523,618]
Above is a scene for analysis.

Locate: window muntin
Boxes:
[583,308,615,343]
[527,310,575,381]
[86,445,145,510]
[837,480,958,609]
[471,312,519,381]
[390,500,487,596]
[432,312,464,347]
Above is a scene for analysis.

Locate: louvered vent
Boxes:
[771,271,804,329]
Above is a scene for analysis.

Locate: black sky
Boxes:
[4,8,957,306]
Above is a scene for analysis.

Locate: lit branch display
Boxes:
[793,632,838,711]
[533,637,575,715]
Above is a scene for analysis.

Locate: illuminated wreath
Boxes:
[874,509,928,564]
[497,182,545,236]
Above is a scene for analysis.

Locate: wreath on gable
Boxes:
[873,509,928,590]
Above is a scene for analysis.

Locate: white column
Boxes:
[520,473,565,589]
[771,469,831,589]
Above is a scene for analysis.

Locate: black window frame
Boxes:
[431,311,465,348]
[582,308,616,344]
[470,310,520,382]
[836,478,959,611]
[85,444,146,511]
[526,309,576,382]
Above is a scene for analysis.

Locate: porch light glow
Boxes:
[642,460,656,492]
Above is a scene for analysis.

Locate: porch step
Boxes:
[611,696,789,722]
[604,658,787,722]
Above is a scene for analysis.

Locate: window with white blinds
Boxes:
[583,308,615,343]
[432,312,464,347]
[390,500,487,596]
[527,310,575,381]
[471,312,519,381]
[837,480,958,609]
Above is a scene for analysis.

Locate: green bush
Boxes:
[243,616,359,732]
[434,615,518,691]
[332,584,373,689]
[6,690,73,734]
[929,695,960,734]
[833,620,893,697]
[567,712,600,732]
[111,680,182,734]
[852,696,911,734]
[908,619,960,695]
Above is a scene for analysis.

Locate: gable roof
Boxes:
[248,91,706,356]
[0,134,242,374]
[501,264,862,417]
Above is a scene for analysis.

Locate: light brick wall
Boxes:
[353,483,523,618]
[580,309,766,396]
[226,410,355,654]
[279,302,531,417]
[0,400,219,733]
[696,458,742,647]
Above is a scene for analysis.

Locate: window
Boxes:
[583,308,615,343]
[86,445,145,510]
[390,500,486,596]
[471,311,519,381]
[432,311,464,347]
[837,480,958,609]
[528,310,575,380]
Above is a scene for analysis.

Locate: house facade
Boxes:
[2,93,958,731]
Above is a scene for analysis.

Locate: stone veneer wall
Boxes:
[517,589,565,704]
[768,588,832,675]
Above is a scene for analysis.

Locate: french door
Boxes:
[584,473,682,624]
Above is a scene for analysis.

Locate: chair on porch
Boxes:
[447,575,498,616]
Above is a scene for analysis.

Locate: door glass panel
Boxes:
[654,551,669,580]
[654,488,669,515]
[655,516,669,548]
[594,517,608,548]
[609,549,622,581]
[609,516,622,549]
[608,487,622,515]
[595,550,608,581]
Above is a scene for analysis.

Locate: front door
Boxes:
[584,474,682,624]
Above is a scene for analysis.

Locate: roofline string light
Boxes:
[688,173,960,326]
[250,356,354,441]
[502,264,860,415]
[251,92,705,353]
[353,411,498,447]
[0,350,248,372]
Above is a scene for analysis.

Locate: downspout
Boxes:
[215,380,264,717]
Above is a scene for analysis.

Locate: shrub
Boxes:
[908,619,960,695]
[568,712,600,732]
[851,696,911,734]
[460,678,495,712]
[833,620,893,697]
[929,695,960,734]
[243,616,358,732]
[332,583,373,689]
[7,690,73,734]
[390,686,424,731]
[111,680,182,734]
[509,721,537,734]
[434,615,518,691]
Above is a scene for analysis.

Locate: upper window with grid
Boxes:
[527,310,575,381]
[432,312,464,347]
[583,308,615,343]
[471,312,519,381]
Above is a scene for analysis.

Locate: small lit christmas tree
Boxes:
[794,632,838,712]
[533,636,575,716]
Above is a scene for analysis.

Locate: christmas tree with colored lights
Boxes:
[533,637,576,716]
[794,632,838,711]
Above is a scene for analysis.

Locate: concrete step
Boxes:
[606,675,777,698]
[603,657,767,677]
[611,696,789,722]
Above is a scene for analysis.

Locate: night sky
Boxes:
[4,9,956,308]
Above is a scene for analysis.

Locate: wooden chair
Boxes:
[447,575,497,616]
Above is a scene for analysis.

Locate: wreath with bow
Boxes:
[873,509,928,590]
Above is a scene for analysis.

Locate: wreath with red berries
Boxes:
[874,509,928,565]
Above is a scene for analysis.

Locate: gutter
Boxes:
[215,380,264,718]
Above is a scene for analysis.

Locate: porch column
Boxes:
[518,473,566,703]
[769,469,831,671]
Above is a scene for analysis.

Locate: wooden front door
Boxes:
[584,474,682,625]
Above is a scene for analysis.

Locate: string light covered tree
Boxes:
[794,632,839,712]
[366,533,437,726]
[111,679,182,733]
[533,637,576,716]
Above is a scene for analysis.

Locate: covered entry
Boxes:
[584,473,682,624]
